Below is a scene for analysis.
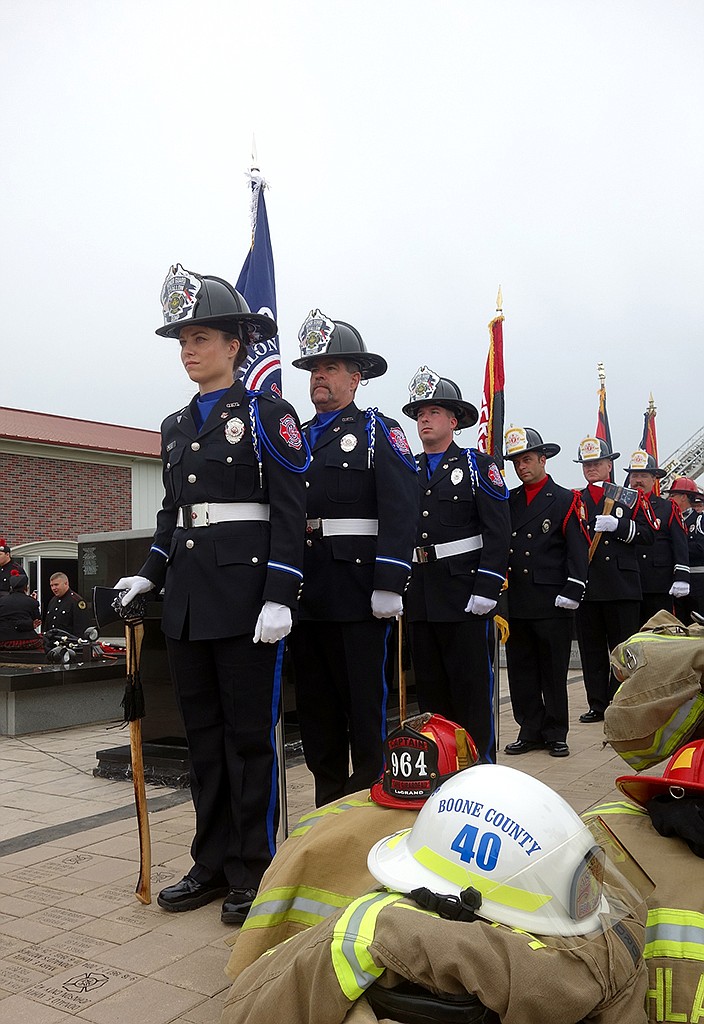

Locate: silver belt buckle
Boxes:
[183,503,209,528]
[306,518,322,534]
[414,545,435,564]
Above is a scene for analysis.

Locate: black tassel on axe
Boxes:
[121,619,146,723]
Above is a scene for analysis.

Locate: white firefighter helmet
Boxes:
[368,764,610,937]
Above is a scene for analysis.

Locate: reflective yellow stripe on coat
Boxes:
[331,891,403,1001]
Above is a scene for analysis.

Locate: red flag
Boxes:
[639,396,660,496]
[595,368,615,483]
[476,301,505,466]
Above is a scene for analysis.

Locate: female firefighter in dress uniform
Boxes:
[116,264,308,924]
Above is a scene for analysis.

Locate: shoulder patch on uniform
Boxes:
[487,462,503,487]
[389,427,411,456]
[279,414,303,450]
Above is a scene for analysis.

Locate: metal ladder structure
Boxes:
[660,426,704,490]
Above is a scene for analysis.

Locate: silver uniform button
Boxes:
[186,539,194,549]
[191,442,200,451]
[187,474,197,483]
[425,490,431,496]
[252,557,258,564]
[227,457,233,463]
[166,462,171,469]
[342,462,348,468]
[355,558,361,564]
[422,510,429,517]
[421,533,428,540]
[305,481,310,488]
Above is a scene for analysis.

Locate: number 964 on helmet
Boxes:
[368,764,651,938]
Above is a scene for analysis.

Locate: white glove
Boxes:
[371,590,403,618]
[594,514,618,533]
[465,594,497,616]
[253,602,292,643]
[555,594,580,611]
[114,576,155,606]
[669,582,690,598]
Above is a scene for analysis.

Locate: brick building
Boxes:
[0,407,160,609]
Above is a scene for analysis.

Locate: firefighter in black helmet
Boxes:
[289,310,418,808]
[115,264,308,924]
[402,366,511,763]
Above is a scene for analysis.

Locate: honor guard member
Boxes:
[503,427,590,758]
[0,540,27,592]
[625,450,690,623]
[115,265,308,924]
[223,765,649,1024]
[662,477,704,622]
[402,367,511,763]
[289,310,418,808]
[43,572,90,635]
[575,436,658,723]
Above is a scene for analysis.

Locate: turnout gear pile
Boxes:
[605,610,704,770]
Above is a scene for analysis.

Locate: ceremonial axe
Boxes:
[93,586,151,905]
[588,482,639,563]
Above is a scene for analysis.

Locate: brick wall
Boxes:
[0,452,131,545]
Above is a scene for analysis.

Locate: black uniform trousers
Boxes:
[505,618,572,743]
[290,619,391,808]
[575,601,641,715]
[408,618,496,763]
[165,633,283,890]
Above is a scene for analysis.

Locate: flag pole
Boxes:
[493,285,503,756]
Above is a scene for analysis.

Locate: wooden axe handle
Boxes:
[588,496,615,563]
[126,622,151,905]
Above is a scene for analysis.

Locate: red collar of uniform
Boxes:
[524,475,550,505]
[587,483,605,505]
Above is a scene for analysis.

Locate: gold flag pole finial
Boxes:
[496,286,503,313]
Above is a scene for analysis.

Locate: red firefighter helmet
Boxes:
[617,739,704,806]
[370,713,479,810]
[662,477,704,497]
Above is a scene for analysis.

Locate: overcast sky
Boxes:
[2,0,702,486]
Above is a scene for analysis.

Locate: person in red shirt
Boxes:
[502,427,590,757]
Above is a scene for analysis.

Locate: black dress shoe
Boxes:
[221,887,257,925]
[579,709,604,723]
[157,874,229,913]
[504,739,544,755]
[546,741,570,758]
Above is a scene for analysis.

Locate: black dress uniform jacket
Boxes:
[506,477,589,618]
[684,507,704,601]
[43,590,90,635]
[139,379,307,640]
[405,442,511,622]
[0,591,41,640]
[0,560,26,592]
[299,402,418,620]
[581,486,657,602]
[635,494,689,594]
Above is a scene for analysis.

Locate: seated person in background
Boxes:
[0,572,43,649]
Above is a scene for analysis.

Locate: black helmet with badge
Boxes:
[624,449,666,479]
[155,263,277,342]
[504,426,560,460]
[574,435,620,463]
[292,309,387,379]
[402,366,478,429]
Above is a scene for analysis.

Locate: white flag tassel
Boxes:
[244,169,268,238]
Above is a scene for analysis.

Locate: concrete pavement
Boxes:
[0,669,632,1023]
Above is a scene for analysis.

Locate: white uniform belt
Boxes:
[691,566,704,574]
[177,502,271,528]
[306,518,379,537]
[413,535,483,563]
